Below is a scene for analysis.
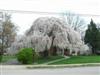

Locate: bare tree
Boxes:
[63,12,86,32]
[0,13,18,55]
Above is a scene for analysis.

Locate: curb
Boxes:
[1,63,100,69]
[26,63,100,69]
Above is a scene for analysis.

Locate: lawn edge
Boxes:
[26,63,100,69]
[1,63,100,69]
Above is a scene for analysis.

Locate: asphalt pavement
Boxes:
[0,66,100,75]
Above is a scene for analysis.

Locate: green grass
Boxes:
[35,56,64,64]
[0,55,3,62]
[0,55,64,64]
[0,55,16,63]
[49,55,100,65]
[1,55,100,65]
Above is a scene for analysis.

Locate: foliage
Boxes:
[17,48,36,64]
[84,19,100,54]
[11,17,89,55]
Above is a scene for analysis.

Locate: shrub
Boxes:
[17,48,36,64]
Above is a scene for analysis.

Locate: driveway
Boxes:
[1,66,100,75]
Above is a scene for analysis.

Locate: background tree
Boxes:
[96,26,100,51]
[84,19,100,54]
[0,13,18,55]
[63,12,86,32]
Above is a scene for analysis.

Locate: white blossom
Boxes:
[9,17,90,55]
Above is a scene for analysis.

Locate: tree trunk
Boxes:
[1,32,4,55]
[49,36,55,56]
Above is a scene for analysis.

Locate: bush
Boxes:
[17,48,36,64]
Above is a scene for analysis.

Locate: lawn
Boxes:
[35,56,64,64]
[0,55,16,63]
[0,55,64,64]
[1,55,100,65]
[49,55,100,65]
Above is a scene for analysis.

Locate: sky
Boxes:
[0,0,100,35]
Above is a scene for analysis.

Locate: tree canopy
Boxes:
[10,17,90,55]
[0,13,18,55]
[84,19,100,54]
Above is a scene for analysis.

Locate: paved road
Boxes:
[1,66,100,75]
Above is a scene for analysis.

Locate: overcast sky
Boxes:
[0,0,100,35]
